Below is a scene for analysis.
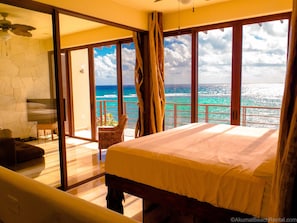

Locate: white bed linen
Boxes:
[105,123,278,218]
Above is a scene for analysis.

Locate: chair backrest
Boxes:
[118,114,128,132]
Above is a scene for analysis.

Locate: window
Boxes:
[163,14,289,129]
[198,27,233,124]
[164,34,192,129]
[121,42,136,136]
[241,19,288,128]
[94,45,118,127]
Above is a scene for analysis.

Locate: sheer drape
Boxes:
[271,0,297,219]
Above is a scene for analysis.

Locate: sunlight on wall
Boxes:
[61,26,132,49]
[70,49,91,132]
[34,0,292,32]
[164,0,292,30]
[33,0,147,30]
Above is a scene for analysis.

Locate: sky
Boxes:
[94,19,289,86]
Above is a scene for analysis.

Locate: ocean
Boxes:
[95,83,283,129]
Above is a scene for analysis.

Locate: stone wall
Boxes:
[0,36,51,138]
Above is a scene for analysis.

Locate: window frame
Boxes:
[164,12,291,127]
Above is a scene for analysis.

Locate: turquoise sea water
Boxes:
[96,83,283,129]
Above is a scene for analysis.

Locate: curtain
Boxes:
[271,0,297,219]
[133,32,145,138]
[148,11,165,133]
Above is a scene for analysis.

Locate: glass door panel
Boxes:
[121,42,136,139]
[0,4,61,188]
[94,45,119,133]
[241,19,288,128]
[164,34,192,129]
[67,48,101,186]
[61,52,70,135]
[198,27,232,124]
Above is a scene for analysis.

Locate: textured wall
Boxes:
[0,36,51,138]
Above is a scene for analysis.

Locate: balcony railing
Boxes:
[96,100,281,130]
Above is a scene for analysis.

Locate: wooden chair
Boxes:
[98,114,128,160]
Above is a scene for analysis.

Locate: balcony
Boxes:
[96,100,281,132]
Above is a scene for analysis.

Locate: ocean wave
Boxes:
[124,94,137,98]
[97,92,192,98]
[198,93,231,97]
[165,93,191,97]
[96,94,118,98]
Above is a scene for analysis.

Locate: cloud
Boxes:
[197,27,233,84]
[94,44,136,86]
[164,35,192,84]
[241,20,288,83]
[94,47,117,85]
[122,45,135,85]
[94,19,288,86]
[163,19,288,84]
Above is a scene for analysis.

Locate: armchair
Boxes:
[98,114,128,160]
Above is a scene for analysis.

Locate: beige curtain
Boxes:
[271,0,297,219]
[148,11,165,133]
[133,32,145,138]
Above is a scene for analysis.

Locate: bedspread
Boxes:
[105,123,278,218]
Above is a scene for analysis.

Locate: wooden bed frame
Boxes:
[105,173,260,223]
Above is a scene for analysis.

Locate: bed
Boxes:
[105,123,278,222]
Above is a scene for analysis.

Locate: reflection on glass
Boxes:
[164,34,192,129]
[198,27,232,124]
[67,47,102,186]
[27,99,58,124]
[241,20,288,128]
[61,53,70,135]
[0,4,61,188]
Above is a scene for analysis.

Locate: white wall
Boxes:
[0,36,51,138]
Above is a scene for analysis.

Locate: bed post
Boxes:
[106,186,124,214]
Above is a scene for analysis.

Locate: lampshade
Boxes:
[0,30,11,41]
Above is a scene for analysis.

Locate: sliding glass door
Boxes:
[241,19,289,128]
[94,45,119,131]
[0,3,61,188]
[164,34,192,129]
[197,27,233,124]
[121,42,136,137]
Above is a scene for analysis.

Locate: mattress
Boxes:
[105,123,278,218]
